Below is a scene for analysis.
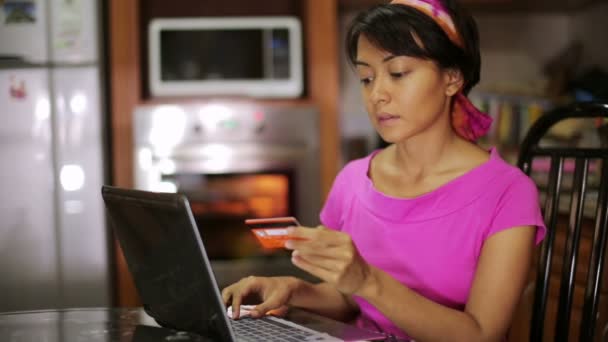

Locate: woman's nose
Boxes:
[369,79,390,105]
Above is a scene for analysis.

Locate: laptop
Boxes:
[101,186,387,342]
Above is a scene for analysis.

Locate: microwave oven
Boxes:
[148,17,303,98]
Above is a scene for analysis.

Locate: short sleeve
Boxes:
[486,173,547,245]
[319,165,352,231]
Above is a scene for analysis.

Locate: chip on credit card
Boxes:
[245,216,306,249]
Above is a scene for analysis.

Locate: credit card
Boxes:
[245,217,305,249]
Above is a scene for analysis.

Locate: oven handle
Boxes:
[157,143,314,174]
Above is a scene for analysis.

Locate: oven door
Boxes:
[139,142,320,287]
[163,170,295,261]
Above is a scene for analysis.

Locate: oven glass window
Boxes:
[163,172,294,260]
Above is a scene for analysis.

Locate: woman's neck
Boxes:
[391,128,466,179]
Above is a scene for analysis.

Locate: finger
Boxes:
[222,282,242,306]
[286,226,316,240]
[292,250,342,272]
[284,238,326,251]
[291,252,335,282]
[288,225,339,240]
[317,227,352,245]
[230,284,255,319]
[221,286,232,306]
[291,245,344,261]
[286,237,348,257]
[284,233,338,251]
[267,305,289,317]
[231,293,244,319]
[251,296,286,318]
[287,227,348,248]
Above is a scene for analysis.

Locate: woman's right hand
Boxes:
[221,276,300,319]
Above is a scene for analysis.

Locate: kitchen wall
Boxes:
[571,2,608,71]
[338,4,608,157]
[475,13,571,94]
[476,3,608,93]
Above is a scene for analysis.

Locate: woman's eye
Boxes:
[359,77,373,85]
[390,71,408,79]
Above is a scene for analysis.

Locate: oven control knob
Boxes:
[220,120,239,130]
[255,122,266,134]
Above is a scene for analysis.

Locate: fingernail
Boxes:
[285,240,293,249]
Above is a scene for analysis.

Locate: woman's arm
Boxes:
[288,280,360,322]
[358,225,536,342]
[222,276,358,321]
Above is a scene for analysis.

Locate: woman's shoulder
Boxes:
[444,146,538,204]
[482,147,539,196]
[489,148,532,179]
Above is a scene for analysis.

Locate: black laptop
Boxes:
[101,186,387,342]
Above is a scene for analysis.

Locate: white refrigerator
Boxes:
[0,0,110,311]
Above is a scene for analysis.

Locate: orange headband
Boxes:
[390,0,492,141]
[390,0,463,47]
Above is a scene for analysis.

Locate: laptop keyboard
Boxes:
[231,316,337,342]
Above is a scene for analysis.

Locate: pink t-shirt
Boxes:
[319,147,546,339]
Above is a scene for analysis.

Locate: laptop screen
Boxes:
[102,186,235,341]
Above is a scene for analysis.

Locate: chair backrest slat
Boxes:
[580,158,608,341]
[555,158,589,340]
[530,156,564,341]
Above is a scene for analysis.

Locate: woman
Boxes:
[222,1,546,340]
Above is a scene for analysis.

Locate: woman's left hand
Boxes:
[285,225,373,295]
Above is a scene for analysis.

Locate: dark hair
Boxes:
[345,0,480,95]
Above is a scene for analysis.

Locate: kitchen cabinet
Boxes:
[108,0,340,307]
[339,0,604,11]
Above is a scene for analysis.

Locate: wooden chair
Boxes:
[516,102,608,341]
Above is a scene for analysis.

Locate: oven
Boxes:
[133,102,321,287]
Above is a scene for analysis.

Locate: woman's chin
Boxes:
[376,131,408,145]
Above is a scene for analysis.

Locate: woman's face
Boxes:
[355,35,460,144]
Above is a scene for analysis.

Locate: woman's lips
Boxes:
[377,113,400,125]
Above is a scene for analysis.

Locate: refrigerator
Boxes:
[0,0,110,311]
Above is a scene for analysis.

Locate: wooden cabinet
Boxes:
[108,0,340,307]
[137,0,302,100]
[108,0,142,307]
[339,0,604,11]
